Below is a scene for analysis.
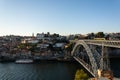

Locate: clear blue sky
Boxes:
[0,0,120,36]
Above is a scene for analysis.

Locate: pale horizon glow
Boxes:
[0,0,120,36]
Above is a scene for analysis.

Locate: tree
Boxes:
[95,32,105,38]
[74,69,89,80]
[17,44,26,49]
[52,33,59,38]
[74,35,79,39]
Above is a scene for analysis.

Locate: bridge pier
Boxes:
[101,45,110,71]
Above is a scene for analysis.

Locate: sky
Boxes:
[0,0,120,36]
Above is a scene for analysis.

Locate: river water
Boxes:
[0,61,82,80]
[0,59,119,80]
[110,58,120,78]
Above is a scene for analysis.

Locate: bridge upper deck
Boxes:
[70,40,120,48]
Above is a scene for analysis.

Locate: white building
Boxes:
[53,43,65,49]
[37,43,49,49]
[28,39,39,44]
[36,33,45,40]
[21,38,39,44]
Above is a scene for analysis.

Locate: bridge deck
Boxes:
[84,40,120,48]
[70,40,120,48]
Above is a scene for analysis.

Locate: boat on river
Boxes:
[15,59,33,64]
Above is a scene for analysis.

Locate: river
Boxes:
[0,61,82,80]
[110,58,120,78]
[0,59,119,80]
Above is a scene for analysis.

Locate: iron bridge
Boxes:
[71,40,120,77]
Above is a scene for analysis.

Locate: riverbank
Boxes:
[0,57,75,63]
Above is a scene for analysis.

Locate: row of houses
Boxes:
[67,32,120,40]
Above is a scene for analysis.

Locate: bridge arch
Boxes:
[71,40,98,77]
